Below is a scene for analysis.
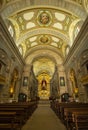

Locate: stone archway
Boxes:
[32,56,55,100]
[24,46,65,100]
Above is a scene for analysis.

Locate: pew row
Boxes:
[50,101,88,130]
[0,101,38,130]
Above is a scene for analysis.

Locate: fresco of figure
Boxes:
[40,12,49,24]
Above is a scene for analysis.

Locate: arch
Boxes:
[25,44,64,60]
[1,0,87,20]
[17,28,69,46]
[25,47,64,78]
[25,45,64,79]
[32,56,56,77]
[73,20,84,42]
[32,55,57,65]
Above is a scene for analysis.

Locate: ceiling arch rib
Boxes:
[25,48,63,77]
[25,45,64,60]
[16,28,69,44]
[32,55,57,65]
[83,0,88,12]
[1,0,87,20]
[32,57,55,77]
[7,7,75,42]
[68,18,82,45]
[25,48,63,65]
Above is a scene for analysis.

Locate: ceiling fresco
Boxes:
[6,8,82,57]
[0,0,88,77]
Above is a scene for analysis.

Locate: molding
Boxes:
[17,28,69,44]
[64,16,88,66]
[0,0,87,19]
[0,16,25,66]
[25,44,64,60]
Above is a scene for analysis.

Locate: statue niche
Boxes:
[41,78,47,90]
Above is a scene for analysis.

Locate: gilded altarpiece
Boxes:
[37,73,51,99]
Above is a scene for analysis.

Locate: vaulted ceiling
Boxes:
[0,0,88,77]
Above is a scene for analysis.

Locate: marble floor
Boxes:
[21,103,66,130]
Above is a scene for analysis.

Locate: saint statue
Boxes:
[41,78,47,90]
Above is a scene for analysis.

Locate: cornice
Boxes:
[64,16,88,66]
[25,46,63,65]
[0,0,87,19]
[0,16,25,66]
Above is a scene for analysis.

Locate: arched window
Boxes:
[18,46,23,56]
[8,25,14,37]
[65,46,70,56]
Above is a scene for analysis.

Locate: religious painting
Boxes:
[60,77,65,86]
[40,35,49,43]
[37,10,52,26]
[39,12,50,24]
[39,35,50,45]
[23,77,28,86]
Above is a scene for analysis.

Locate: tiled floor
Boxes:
[22,103,66,130]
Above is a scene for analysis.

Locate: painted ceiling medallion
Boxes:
[37,10,52,26]
[39,35,50,44]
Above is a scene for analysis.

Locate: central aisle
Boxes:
[22,103,66,130]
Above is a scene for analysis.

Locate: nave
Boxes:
[22,102,66,130]
[0,1,88,130]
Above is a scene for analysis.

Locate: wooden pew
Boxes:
[59,103,88,121]
[64,108,88,130]
[0,101,37,118]
[72,111,88,130]
[0,101,38,129]
[50,101,88,130]
[0,112,21,130]
[0,107,27,126]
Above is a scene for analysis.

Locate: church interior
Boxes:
[0,0,88,130]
